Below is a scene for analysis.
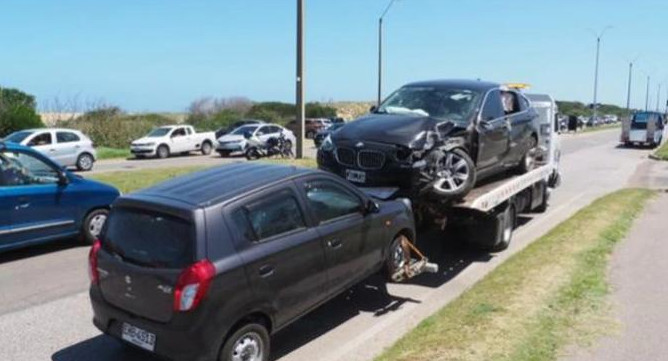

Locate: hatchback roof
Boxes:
[403,79,500,92]
[130,162,315,208]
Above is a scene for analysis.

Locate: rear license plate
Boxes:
[122,323,156,352]
[346,169,366,183]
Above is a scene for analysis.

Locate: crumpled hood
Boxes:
[332,113,444,147]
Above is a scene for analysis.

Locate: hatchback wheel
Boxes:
[82,209,108,244]
[383,234,409,281]
[76,153,94,171]
[220,323,269,361]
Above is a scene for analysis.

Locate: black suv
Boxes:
[89,163,415,361]
[317,79,539,200]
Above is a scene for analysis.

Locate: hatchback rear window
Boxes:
[101,208,194,268]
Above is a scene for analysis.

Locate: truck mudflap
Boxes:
[391,237,438,282]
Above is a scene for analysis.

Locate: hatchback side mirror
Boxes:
[363,200,380,215]
[57,171,69,186]
[370,105,377,113]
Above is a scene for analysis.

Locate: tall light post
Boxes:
[377,0,399,106]
[295,0,305,158]
[588,26,612,122]
[645,75,650,111]
[626,55,639,111]
[656,83,662,112]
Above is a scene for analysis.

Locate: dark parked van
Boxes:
[89,163,415,361]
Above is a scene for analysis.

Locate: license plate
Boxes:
[346,169,366,183]
[122,323,156,352]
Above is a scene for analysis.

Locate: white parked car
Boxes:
[3,128,97,171]
[130,125,217,159]
[216,123,296,157]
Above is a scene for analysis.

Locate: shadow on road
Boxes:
[52,335,155,361]
[0,238,83,265]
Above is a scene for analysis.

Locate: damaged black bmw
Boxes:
[317,79,539,200]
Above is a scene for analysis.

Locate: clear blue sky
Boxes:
[1,0,666,112]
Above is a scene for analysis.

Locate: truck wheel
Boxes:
[534,184,549,213]
[219,323,269,361]
[383,234,409,282]
[201,141,213,155]
[157,145,170,159]
[76,153,94,171]
[490,204,516,252]
[428,148,476,199]
[516,135,538,174]
[82,209,108,244]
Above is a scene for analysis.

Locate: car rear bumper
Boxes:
[90,287,218,361]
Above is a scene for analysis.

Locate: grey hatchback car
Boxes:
[89,163,415,361]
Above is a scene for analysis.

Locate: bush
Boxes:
[62,107,172,148]
[0,87,44,137]
[188,109,243,131]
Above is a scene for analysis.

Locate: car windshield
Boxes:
[4,131,34,143]
[146,127,172,137]
[377,86,481,123]
[232,125,258,135]
[101,208,194,269]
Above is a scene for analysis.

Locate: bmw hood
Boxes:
[332,114,446,147]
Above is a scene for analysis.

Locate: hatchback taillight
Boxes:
[173,260,215,312]
[88,240,101,285]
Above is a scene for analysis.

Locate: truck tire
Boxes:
[516,135,538,174]
[428,148,476,199]
[534,184,549,213]
[157,145,170,159]
[201,141,213,155]
[218,322,270,361]
[490,204,516,252]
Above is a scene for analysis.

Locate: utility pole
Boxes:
[295,0,305,159]
[645,75,650,112]
[589,26,612,122]
[626,61,633,110]
[377,0,398,106]
[657,84,661,112]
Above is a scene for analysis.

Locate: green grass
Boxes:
[652,140,668,160]
[96,147,131,160]
[375,188,654,361]
[89,157,317,193]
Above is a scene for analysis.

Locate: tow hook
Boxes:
[391,238,439,282]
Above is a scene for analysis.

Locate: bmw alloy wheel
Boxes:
[432,151,470,193]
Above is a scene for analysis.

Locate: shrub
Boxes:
[0,87,44,137]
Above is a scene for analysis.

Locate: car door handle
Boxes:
[258,265,275,278]
[15,197,30,210]
[327,239,342,249]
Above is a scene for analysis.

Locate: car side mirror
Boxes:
[370,105,377,113]
[57,171,69,186]
[363,199,380,215]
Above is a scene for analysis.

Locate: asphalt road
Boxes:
[88,140,318,174]
[0,128,657,361]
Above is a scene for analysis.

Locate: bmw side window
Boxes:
[236,191,306,242]
[0,151,59,186]
[56,132,80,143]
[305,180,362,223]
[481,90,504,121]
[27,132,52,146]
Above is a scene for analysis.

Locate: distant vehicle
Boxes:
[0,141,119,252]
[318,80,540,200]
[286,118,331,139]
[215,119,265,139]
[244,131,294,160]
[314,122,345,147]
[89,163,415,361]
[3,128,97,171]
[621,111,665,147]
[216,123,295,157]
[130,125,217,159]
[328,117,345,124]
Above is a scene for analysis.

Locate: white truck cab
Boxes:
[130,125,217,159]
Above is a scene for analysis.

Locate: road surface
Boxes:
[0,129,659,361]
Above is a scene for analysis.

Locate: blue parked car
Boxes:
[0,141,120,252]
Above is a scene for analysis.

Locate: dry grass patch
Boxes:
[376,189,654,361]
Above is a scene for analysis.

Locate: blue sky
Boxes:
[1,0,666,112]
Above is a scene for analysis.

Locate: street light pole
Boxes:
[377,0,398,106]
[645,75,650,112]
[295,0,305,159]
[656,84,661,112]
[626,61,633,111]
[590,26,612,123]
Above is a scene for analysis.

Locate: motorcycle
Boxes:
[244,131,294,160]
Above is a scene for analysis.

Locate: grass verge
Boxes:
[652,140,668,160]
[89,158,317,193]
[376,188,654,361]
[96,147,131,160]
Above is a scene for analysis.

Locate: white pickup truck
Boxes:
[130,125,217,159]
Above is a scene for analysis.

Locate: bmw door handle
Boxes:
[327,239,342,249]
[258,265,275,278]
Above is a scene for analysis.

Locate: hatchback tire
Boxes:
[383,234,409,282]
[219,323,269,361]
[76,153,95,171]
[82,209,109,244]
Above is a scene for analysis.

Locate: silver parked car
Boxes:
[3,128,97,171]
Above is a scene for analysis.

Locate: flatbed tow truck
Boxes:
[363,89,562,281]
